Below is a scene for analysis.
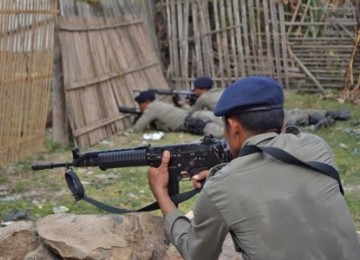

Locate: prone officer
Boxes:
[178,77,350,130]
[285,108,350,130]
[129,90,224,138]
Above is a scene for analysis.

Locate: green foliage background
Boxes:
[0,91,359,231]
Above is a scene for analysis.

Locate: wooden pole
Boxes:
[53,27,70,145]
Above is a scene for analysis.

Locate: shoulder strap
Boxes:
[64,168,199,214]
[239,145,344,195]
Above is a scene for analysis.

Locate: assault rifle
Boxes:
[118,106,157,129]
[148,88,198,107]
[32,135,232,213]
[118,106,142,124]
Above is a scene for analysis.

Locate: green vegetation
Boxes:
[0,91,359,230]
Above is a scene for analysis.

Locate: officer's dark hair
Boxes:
[225,108,284,134]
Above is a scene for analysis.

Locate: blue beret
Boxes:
[134,90,155,103]
[214,76,284,116]
[194,76,213,89]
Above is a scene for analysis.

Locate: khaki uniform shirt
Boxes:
[130,100,224,137]
[190,88,224,112]
[131,100,187,132]
[165,131,360,260]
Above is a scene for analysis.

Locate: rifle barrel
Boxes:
[148,88,193,96]
[31,162,74,171]
[118,106,140,114]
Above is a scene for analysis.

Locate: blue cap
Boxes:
[194,76,213,89]
[214,76,284,116]
[135,90,155,103]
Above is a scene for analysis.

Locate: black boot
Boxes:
[326,110,350,121]
[314,117,335,130]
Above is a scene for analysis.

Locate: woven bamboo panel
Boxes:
[285,0,359,92]
[57,16,168,148]
[157,0,358,92]
[162,0,289,89]
[58,0,160,58]
[0,0,57,167]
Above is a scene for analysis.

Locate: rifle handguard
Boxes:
[98,149,148,170]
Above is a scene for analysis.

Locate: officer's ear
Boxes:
[225,116,242,137]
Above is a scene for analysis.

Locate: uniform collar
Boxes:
[242,132,278,148]
[241,125,302,149]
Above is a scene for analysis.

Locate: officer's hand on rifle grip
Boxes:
[192,170,209,190]
[172,94,181,107]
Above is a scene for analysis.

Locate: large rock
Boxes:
[0,221,38,260]
[0,213,175,260]
[0,212,244,260]
[36,213,169,259]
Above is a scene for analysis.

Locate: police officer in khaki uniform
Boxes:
[190,76,224,112]
[177,76,224,112]
[129,90,224,138]
[147,76,360,260]
[182,77,350,129]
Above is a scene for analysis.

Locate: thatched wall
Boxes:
[58,0,160,61]
[57,16,168,148]
[0,0,57,167]
[56,0,168,148]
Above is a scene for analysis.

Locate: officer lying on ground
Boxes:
[177,76,350,130]
[285,108,350,130]
[128,90,224,138]
[147,76,360,260]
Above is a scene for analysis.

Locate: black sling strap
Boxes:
[64,168,199,214]
[239,145,344,195]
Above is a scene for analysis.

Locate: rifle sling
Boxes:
[239,145,344,195]
[64,168,199,214]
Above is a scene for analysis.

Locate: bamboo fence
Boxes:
[155,0,358,92]
[285,0,359,92]
[159,0,289,89]
[58,0,160,61]
[0,0,58,167]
